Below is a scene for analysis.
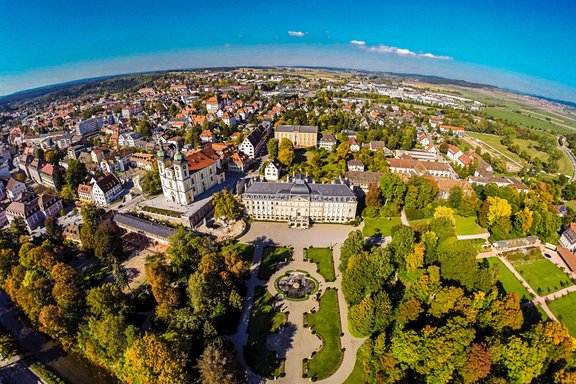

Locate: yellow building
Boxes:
[274,125,318,148]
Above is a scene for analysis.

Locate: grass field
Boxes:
[306,247,336,282]
[343,341,371,384]
[549,292,576,336]
[305,289,343,381]
[223,242,254,262]
[245,286,286,378]
[363,217,402,237]
[486,257,531,300]
[484,106,570,133]
[466,131,573,175]
[454,216,488,236]
[515,258,572,296]
[259,246,291,280]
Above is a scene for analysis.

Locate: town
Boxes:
[1,67,576,383]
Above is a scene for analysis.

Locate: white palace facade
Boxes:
[240,176,357,228]
[157,147,225,205]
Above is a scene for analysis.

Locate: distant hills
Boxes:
[0,66,573,109]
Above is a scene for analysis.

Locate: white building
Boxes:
[76,117,103,136]
[239,125,270,159]
[91,173,123,206]
[264,160,282,181]
[157,147,225,205]
[319,134,337,151]
[241,176,357,228]
[560,223,576,252]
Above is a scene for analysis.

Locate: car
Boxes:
[544,253,553,259]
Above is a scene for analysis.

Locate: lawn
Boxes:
[223,242,254,262]
[304,288,343,381]
[363,217,402,237]
[515,258,572,296]
[454,215,488,236]
[486,257,531,300]
[466,132,523,164]
[343,341,372,384]
[259,246,291,280]
[549,291,576,336]
[306,247,336,282]
[245,286,286,378]
[484,106,572,133]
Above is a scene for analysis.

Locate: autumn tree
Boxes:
[278,138,295,167]
[339,230,364,272]
[146,256,179,321]
[433,206,455,226]
[196,340,246,384]
[212,190,242,223]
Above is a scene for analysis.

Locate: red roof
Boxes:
[185,148,220,172]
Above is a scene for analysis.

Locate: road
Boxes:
[557,136,576,181]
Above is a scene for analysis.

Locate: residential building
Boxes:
[40,164,61,189]
[76,117,103,136]
[349,138,360,152]
[240,176,357,228]
[200,130,216,143]
[91,173,123,206]
[265,160,282,181]
[77,183,93,203]
[239,125,270,159]
[345,171,384,193]
[206,96,224,113]
[319,134,337,151]
[347,159,365,172]
[130,153,156,171]
[447,145,463,161]
[439,125,465,136]
[6,178,27,200]
[274,125,318,148]
[118,132,143,147]
[559,223,576,252]
[157,147,225,205]
[228,152,249,174]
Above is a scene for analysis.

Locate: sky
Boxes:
[0,0,575,101]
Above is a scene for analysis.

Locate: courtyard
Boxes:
[231,221,365,383]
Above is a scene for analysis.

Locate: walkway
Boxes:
[230,222,365,384]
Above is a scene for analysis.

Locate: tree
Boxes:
[0,332,17,359]
[65,159,87,190]
[44,215,63,244]
[196,340,246,384]
[80,204,105,251]
[141,162,161,195]
[267,138,279,159]
[136,119,152,138]
[146,257,179,320]
[448,186,463,209]
[433,206,455,226]
[349,297,375,336]
[365,183,382,210]
[389,225,414,271]
[212,190,242,223]
[121,333,189,384]
[94,223,123,267]
[502,336,546,384]
[461,344,491,384]
[514,207,533,236]
[167,227,214,277]
[339,230,364,272]
[404,177,439,211]
[60,183,75,202]
[486,196,512,226]
[9,217,28,239]
[379,172,406,208]
[278,146,295,167]
[86,283,129,317]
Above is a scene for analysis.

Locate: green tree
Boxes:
[167,227,214,277]
[65,159,88,190]
[212,190,242,223]
[339,230,364,272]
[196,340,246,384]
[141,162,161,195]
[44,215,63,244]
[267,138,279,159]
[94,223,123,267]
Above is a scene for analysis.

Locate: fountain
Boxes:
[275,271,318,300]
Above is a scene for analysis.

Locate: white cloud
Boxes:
[288,31,305,37]
[351,41,452,60]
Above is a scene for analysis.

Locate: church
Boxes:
[157,147,225,205]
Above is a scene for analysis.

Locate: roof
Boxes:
[94,173,121,194]
[185,147,220,171]
[421,161,451,172]
[562,226,576,246]
[275,125,318,134]
[558,247,576,272]
[440,125,465,131]
[40,163,55,175]
[388,158,417,170]
[244,177,355,199]
[38,194,59,210]
[6,177,24,191]
[320,134,336,142]
[345,171,384,186]
[348,160,364,167]
[114,214,175,240]
[78,184,93,194]
[448,145,461,154]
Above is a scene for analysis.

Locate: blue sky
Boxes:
[1,0,575,101]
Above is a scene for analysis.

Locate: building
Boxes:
[91,173,123,206]
[6,178,27,200]
[118,132,143,147]
[76,117,103,136]
[77,183,93,203]
[560,223,576,252]
[345,171,384,193]
[264,160,282,181]
[440,125,465,136]
[206,96,224,113]
[200,130,216,143]
[241,176,357,228]
[319,134,337,151]
[274,125,318,148]
[157,147,225,205]
[239,125,270,159]
[347,160,365,172]
[5,193,62,231]
[349,138,360,152]
[447,145,463,161]
[228,152,249,174]
[114,213,175,245]
[121,104,143,118]
[130,153,156,171]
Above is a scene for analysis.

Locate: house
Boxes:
[6,178,27,201]
[319,134,337,151]
[206,96,224,113]
[420,161,454,179]
[387,158,423,176]
[38,194,63,218]
[118,132,143,147]
[5,193,62,231]
[121,104,144,118]
[40,164,62,189]
[130,153,156,171]
[347,159,365,172]
[455,153,472,168]
[228,152,249,174]
[265,160,282,181]
[200,130,216,143]
[345,171,385,193]
[447,145,463,161]
[348,138,361,152]
[559,223,576,252]
[239,125,270,159]
[91,173,123,206]
[222,112,236,127]
[77,184,93,203]
[439,125,465,136]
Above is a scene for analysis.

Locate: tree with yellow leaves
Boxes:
[433,206,455,226]
[486,196,512,226]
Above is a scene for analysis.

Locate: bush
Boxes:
[405,208,425,221]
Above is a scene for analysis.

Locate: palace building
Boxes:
[157,147,225,205]
[274,125,318,148]
[240,175,357,228]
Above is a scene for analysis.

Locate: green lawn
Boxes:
[466,132,523,163]
[363,217,402,237]
[223,242,254,262]
[515,258,572,296]
[549,292,576,336]
[343,341,371,384]
[306,247,336,282]
[245,286,286,378]
[305,288,343,381]
[486,257,531,300]
[484,106,573,133]
[454,215,488,236]
[259,246,291,280]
